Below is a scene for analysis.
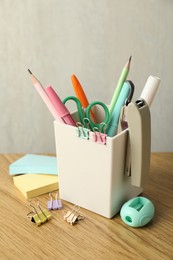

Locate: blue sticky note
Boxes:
[9,154,58,175]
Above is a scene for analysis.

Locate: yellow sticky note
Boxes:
[13,174,58,199]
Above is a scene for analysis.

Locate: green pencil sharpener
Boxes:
[120,197,155,227]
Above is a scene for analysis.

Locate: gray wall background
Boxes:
[0,0,172,153]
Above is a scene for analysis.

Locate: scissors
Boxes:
[63,96,110,133]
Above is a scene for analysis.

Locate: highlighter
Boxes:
[140,76,160,107]
[45,86,76,126]
[107,81,131,137]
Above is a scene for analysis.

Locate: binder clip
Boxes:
[92,123,107,145]
[47,192,62,210]
[27,200,51,226]
[76,121,90,140]
[63,205,84,225]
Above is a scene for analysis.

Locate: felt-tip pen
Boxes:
[45,86,76,126]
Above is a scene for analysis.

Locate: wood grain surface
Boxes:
[0,153,172,260]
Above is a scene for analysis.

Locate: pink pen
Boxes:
[45,86,76,126]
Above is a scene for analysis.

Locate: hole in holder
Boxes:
[125,216,132,223]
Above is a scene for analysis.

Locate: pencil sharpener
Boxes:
[120,197,155,227]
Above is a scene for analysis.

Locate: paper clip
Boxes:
[47,192,62,210]
[76,121,90,140]
[27,200,51,226]
[63,205,84,225]
[92,123,107,145]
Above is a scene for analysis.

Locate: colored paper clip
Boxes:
[92,123,107,145]
[76,120,90,140]
[63,205,84,225]
[47,192,62,210]
[27,200,51,226]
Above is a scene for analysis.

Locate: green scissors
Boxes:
[63,96,110,133]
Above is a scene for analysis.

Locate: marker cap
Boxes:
[140,76,160,107]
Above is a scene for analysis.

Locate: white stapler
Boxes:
[127,99,151,188]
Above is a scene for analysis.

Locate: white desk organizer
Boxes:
[54,101,151,218]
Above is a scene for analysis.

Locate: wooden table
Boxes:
[0,153,173,259]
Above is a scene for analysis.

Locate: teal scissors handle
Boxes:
[63,96,110,132]
[85,101,109,132]
[63,96,84,123]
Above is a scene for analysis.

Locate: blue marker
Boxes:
[107,81,133,137]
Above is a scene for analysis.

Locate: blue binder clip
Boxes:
[76,122,90,140]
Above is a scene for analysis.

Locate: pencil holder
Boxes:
[54,102,151,218]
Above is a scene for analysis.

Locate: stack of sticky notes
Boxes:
[9,154,58,199]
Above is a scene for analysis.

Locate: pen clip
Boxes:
[125,80,135,106]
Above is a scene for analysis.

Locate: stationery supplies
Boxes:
[109,56,132,117]
[28,62,160,219]
[107,81,133,137]
[71,74,96,120]
[92,124,107,145]
[9,154,57,175]
[117,75,160,134]
[120,197,155,227]
[124,80,135,106]
[76,122,90,140]
[13,174,58,199]
[47,192,62,210]
[45,86,76,126]
[54,101,151,218]
[63,205,84,225]
[140,75,161,107]
[76,121,107,144]
[127,99,151,187]
[63,96,109,133]
[28,69,64,123]
[27,200,52,226]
